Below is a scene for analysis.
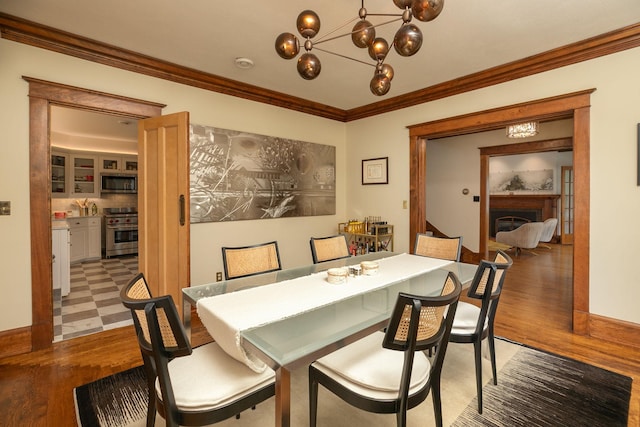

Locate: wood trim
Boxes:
[28,95,53,349]
[589,314,640,350]
[0,326,32,358]
[23,77,165,117]
[25,78,163,352]
[1,13,639,122]
[480,137,573,156]
[409,90,591,335]
[572,106,591,328]
[349,24,640,120]
[408,134,426,253]
[408,90,594,138]
[1,13,346,122]
[479,154,490,258]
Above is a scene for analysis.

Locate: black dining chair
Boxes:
[120,273,275,427]
[309,234,350,264]
[448,249,513,413]
[221,241,282,280]
[309,272,462,427]
[414,233,463,262]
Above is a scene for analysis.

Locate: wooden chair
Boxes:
[120,273,275,427]
[448,250,513,414]
[309,234,350,264]
[414,233,463,261]
[221,241,281,280]
[309,272,462,427]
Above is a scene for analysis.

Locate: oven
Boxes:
[103,207,138,258]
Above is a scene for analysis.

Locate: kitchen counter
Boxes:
[52,219,69,230]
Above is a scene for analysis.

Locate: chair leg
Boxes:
[141,359,157,427]
[488,333,498,385]
[473,340,483,414]
[396,409,408,427]
[431,379,444,427]
[309,369,319,427]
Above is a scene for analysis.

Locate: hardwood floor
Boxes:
[0,244,638,426]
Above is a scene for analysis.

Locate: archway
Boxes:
[408,89,593,334]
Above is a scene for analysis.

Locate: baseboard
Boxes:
[589,313,640,349]
[0,326,32,358]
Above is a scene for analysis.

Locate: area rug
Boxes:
[452,344,632,427]
[74,339,631,427]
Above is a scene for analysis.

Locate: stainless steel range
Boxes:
[103,207,138,258]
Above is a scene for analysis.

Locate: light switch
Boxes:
[0,201,10,215]
[402,200,408,209]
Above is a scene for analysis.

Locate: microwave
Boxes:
[100,173,138,194]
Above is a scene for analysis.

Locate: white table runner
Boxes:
[197,253,453,372]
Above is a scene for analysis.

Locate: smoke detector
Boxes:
[234,57,254,69]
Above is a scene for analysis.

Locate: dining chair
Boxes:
[221,241,282,280]
[414,233,463,262]
[120,273,275,427]
[448,249,513,414]
[309,272,462,427]
[309,234,350,264]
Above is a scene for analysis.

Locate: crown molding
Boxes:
[2,13,639,122]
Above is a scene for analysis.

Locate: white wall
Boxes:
[346,47,640,325]
[0,39,346,331]
[2,37,639,334]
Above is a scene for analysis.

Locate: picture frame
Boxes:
[362,157,388,185]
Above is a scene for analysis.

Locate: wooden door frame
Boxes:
[408,89,594,334]
[25,77,165,350]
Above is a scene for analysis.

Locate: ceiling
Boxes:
[3,0,640,113]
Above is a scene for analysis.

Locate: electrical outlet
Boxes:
[216,272,223,282]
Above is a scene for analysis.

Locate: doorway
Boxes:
[25,77,165,350]
[50,105,140,341]
[408,89,593,334]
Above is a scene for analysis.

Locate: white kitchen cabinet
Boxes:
[99,155,138,173]
[71,154,98,197]
[69,217,101,263]
[52,224,70,296]
[51,151,69,198]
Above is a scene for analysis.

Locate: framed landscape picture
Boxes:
[362,157,388,185]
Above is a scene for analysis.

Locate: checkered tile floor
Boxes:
[53,256,138,342]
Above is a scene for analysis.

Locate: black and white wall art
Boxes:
[189,124,336,223]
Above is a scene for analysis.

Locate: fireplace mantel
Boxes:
[490,194,560,218]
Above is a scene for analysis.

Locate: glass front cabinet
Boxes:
[51,151,68,198]
[71,155,98,197]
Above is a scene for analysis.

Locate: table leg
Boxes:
[275,367,291,427]
[182,299,192,341]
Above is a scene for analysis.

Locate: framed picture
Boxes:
[362,157,388,185]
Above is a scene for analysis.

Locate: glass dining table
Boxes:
[182,252,478,427]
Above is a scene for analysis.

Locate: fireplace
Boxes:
[489,194,560,237]
[490,210,540,236]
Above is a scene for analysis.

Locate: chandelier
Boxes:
[274,0,445,96]
[506,122,539,139]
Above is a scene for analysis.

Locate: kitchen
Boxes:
[50,106,139,342]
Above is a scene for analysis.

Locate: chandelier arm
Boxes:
[312,46,376,67]
[314,17,403,46]
[365,13,404,17]
[315,16,360,44]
